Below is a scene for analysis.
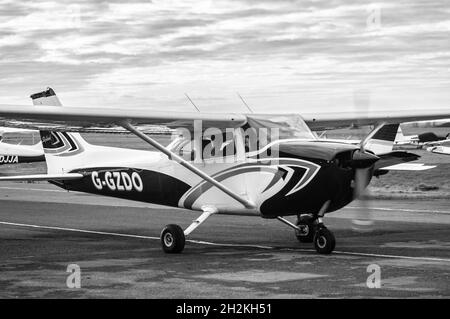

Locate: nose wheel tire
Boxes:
[161,224,185,254]
[313,227,335,254]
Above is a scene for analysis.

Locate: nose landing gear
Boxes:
[278,215,336,254]
[278,201,335,254]
[295,214,315,243]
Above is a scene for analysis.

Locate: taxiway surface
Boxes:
[0,182,449,298]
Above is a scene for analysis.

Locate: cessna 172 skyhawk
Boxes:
[0,88,448,255]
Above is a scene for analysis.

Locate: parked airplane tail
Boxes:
[364,123,400,155]
[30,88,92,174]
[395,126,405,142]
[30,87,62,107]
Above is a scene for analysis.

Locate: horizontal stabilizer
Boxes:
[0,173,83,182]
[373,151,436,173]
[378,163,436,171]
[374,151,420,170]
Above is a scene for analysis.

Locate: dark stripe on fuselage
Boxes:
[259,163,354,217]
[54,167,191,207]
[253,146,357,217]
[0,155,45,165]
[61,132,78,152]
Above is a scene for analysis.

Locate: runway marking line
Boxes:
[0,186,65,193]
[348,206,450,215]
[1,221,449,263]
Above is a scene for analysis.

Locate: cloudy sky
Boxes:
[0,0,448,113]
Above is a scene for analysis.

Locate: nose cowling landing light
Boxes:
[349,150,379,169]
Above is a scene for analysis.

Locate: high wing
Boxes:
[301,110,450,131]
[0,105,246,132]
[0,104,449,132]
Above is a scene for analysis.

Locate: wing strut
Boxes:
[121,122,256,209]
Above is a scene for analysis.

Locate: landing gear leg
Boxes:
[295,214,315,243]
[277,200,336,254]
[312,200,335,254]
[160,206,217,254]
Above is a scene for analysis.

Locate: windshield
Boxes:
[246,114,316,140]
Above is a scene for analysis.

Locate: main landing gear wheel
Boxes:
[161,224,185,254]
[313,227,336,254]
[295,215,315,243]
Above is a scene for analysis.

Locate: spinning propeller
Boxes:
[349,90,383,232]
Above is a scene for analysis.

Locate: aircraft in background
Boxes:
[394,126,450,148]
[0,88,449,255]
[0,127,44,165]
[394,127,419,146]
[316,126,434,173]
[321,126,449,149]
[426,140,450,155]
[0,88,170,166]
[417,132,450,144]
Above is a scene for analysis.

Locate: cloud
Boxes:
[0,0,448,112]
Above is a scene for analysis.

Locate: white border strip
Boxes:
[348,206,450,215]
[0,186,65,193]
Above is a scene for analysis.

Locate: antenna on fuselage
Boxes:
[237,92,254,114]
[184,93,201,112]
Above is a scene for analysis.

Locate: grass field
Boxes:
[0,127,449,199]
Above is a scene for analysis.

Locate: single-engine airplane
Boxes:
[0,88,448,255]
